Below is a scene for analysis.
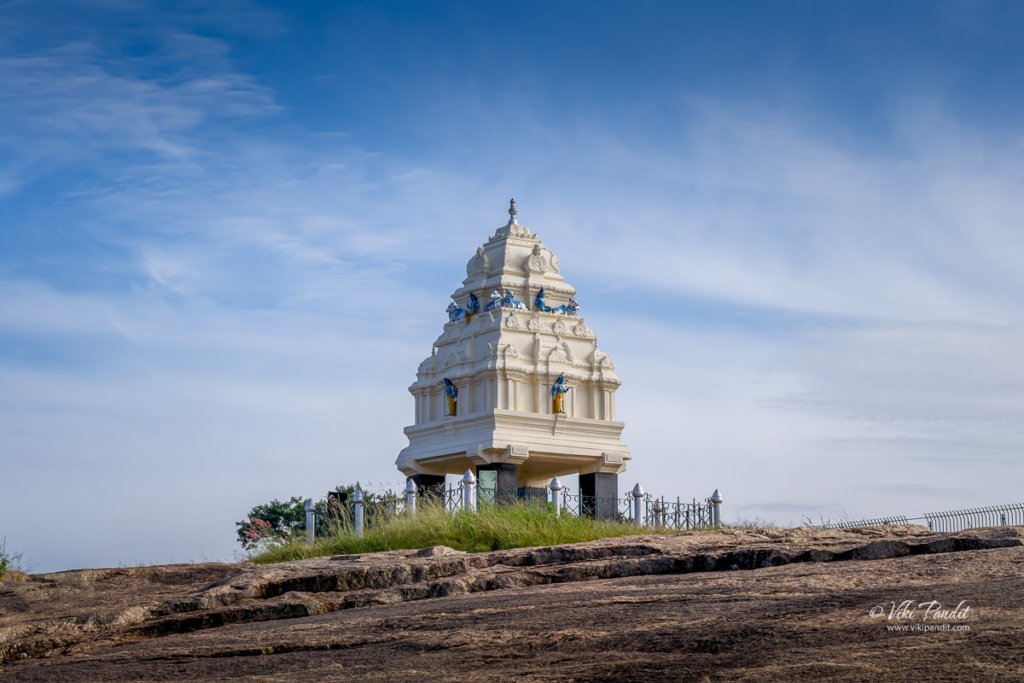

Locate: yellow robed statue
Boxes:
[443,378,458,416]
[551,373,569,414]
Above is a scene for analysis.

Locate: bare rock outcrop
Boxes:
[1,525,1022,681]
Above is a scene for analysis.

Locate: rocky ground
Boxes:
[1,525,1022,681]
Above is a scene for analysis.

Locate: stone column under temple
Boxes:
[475,463,518,505]
[580,472,619,520]
[411,474,446,502]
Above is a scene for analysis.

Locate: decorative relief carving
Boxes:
[549,346,569,363]
[573,321,593,337]
[508,223,534,239]
[527,244,548,272]
[505,313,521,330]
[547,340,572,363]
[549,252,560,273]
[503,343,519,360]
[552,318,569,335]
[467,246,490,277]
[527,315,545,332]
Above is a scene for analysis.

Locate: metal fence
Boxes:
[433,478,716,530]
[304,484,1022,544]
[643,496,715,530]
[923,503,1024,532]
[807,503,1024,532]
[809,515,911,530]
[306,475,722,541]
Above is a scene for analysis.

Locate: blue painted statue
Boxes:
[534,288,579,316]
[464,292,480,322]
[443,377,458,416]
[446,301,464,322]
[486,288,526,312]
[502,288,526,309]
[553,297,580,316]
[534,287,553,312]
[551,373,570,413]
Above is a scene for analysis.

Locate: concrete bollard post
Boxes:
[354,488,364,538]
[550,477,563,518]
[632,483,645,526]
[405,478,417,516]
[652,500,663,529]
[304,498,315,545]
[462,470,477,512]
[710,489,723,528]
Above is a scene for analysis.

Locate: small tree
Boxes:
[235,484,404,550]
[235,497,308,550]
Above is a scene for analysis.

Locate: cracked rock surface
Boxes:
[1,526,1022,681]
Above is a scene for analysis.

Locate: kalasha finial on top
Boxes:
[507,197,519,226]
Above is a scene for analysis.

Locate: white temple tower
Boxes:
[396,200,629,514]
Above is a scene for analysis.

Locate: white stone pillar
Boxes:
[632,483,644,526]
[711,489,723,528]
[462,470,477,512]
[354,489,364,538]
[304,499,315,544]
[550,477,563,518]
[405,479,417,516]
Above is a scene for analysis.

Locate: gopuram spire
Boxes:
[397,199,629,518]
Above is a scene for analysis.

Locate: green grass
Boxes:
[251,502,684,564]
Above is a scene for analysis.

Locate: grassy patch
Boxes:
[0,537,27,582]
[251,502,684,564]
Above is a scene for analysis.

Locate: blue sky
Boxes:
[2,1,1024,572]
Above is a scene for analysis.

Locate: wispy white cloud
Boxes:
[521,102,1024,326]
[3,4,1024,570]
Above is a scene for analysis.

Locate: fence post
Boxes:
[652,500,663,529]
[710,489,723,528]
[550,477,563,518]
[354,488,364,538]
[462,469,477,512]
[405,478,417,516]
[304,498,315,545]
[632,483,644,526]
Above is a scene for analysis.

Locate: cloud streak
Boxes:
[2,2,1023,570]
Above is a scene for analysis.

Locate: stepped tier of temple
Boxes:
[396,200,629,501]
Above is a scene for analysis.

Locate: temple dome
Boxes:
[397,200,629,489]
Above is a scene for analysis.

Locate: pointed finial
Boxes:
[507,197,519,226]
